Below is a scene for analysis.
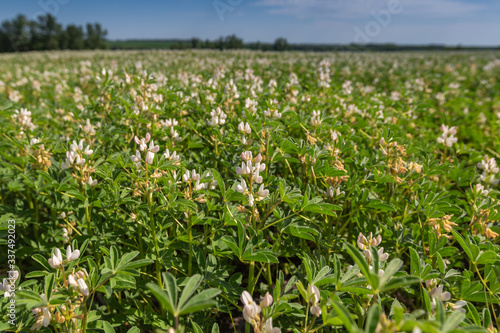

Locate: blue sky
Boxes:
[1,0,500,45]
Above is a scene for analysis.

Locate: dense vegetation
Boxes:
[0,14,108,52]
[0,50,500,333]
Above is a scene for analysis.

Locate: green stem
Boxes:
[188,212,193,276]
[85,205,92,236]
[81,300,88,333]
[148,191,162,287]
[303,302,310,333]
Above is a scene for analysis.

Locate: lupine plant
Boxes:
[0,50,500,333]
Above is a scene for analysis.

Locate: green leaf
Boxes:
[146,282,175,315]
[243,249,279,263]
[331,300,359,333]
[103,321,116,333]
[178,288,221,315]
[450,230,473,262]
[380,276,420,293]
[126,327,140,333]
[378,258,403,289]
[211,168,225,199]
[192,322,203,333]
[365,199,396,212]
[302,202,338,216]
[178,274,203,309]
[441,310,465,333]
[44,273,55,301]
[365,304,381,333]
[344,243,372,287]
[476,251,498,265]
[409,247,421,276]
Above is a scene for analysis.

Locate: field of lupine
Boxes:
[1,50,500,333]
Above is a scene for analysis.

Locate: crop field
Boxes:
[1,50,500,333]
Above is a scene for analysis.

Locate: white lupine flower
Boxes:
[12,108,37,130]
[42,307,52,327]
[430,285,451,309]
[357,232,382,250]
[75,155,85,166]
[238,122,252,134]
[148,140,160,153]
[192,170,200,181]
[208,107,227,126]
[475,184,489,196]
[83,145,93,156]
[241,151,253,161]
[183,170,191,182]
[0,278,14,298]
[77,278,89,296]
[160,118,178,127]
[67,274,78,287]
[480,173,499,186]
[260,292,273,308]
[48,248,63,269]
[70,140,84,152]
[82,119,95,134]
[241,291,261,324]
[163,149,180,162]
[253,168,263,184]
[62,228,69,243]
[331,130,341,142]
[66,245,80,261]
[307,284,322,317]
[263,109,282,119]
[30,138,40,146]
[248,193,255,207]
[145,151,155,165]
[477,155,499,174]
[308,284,320,304]
[245,98,258,113]
[63,140,93,169]
[256,184,269,199]
[311,304,322,317]
[236,161,251,175]
[363,247,389,261]
[437,124,458,147]
[9,270,19,281]
[448,300,467,313]
[263,317,281,333]
[87,176,97,186]
[135,133,151,151]
[310,110,322,127]
[130,150,142,167]
[193,180,206,191]
[236,179,248,194]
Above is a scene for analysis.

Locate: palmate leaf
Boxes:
[146,282,176,315]
[178,274,203,309]
[344,243,373,287]
[147,272,221,317]
[450,230,473,262]
[242,248,279,263]
[331,300,361,333]
[178,288,221,315]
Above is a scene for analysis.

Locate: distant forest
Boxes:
[111,36,500,52]
[1,14,498,53]
[0,14,107,52]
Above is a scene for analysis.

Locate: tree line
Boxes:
[169,35,290,51]
[0,14,108,52]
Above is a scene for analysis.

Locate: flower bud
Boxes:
[260,292,273,308]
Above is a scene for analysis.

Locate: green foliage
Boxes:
[0,50,499,332]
